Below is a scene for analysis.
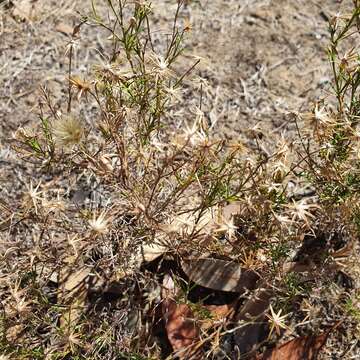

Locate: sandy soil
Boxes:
[0,0,341,138]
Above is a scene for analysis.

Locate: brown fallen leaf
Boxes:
[140,242,167,262]
[234,281,274,355]
[282,261,315,274]
[258,332,330,360]
[201,301,237,330]
[162,300,200,353]
[55,22,74,36]
[161,275,202,359]
[60,266,90,294]
[182,257,259,293]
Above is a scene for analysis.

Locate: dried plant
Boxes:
[2,0,360,359]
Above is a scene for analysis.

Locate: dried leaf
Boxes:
[259,332,330,360]
[234,281,274,355]
[162,300,200,352]
[55,22,74,35]
[72,21,85,37]
[160,206,218,236]
[201,301,237,330]
[58,265,90,328]
[282,261,315,274]
[60,266,90,294]
[162,274,177,297]
[162,275,201,359]
[182,258,259,293]
[141,242,167,262]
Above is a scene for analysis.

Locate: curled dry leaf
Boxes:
[162,273,177,298]
[182,257,259,293]
[258,332,330,360]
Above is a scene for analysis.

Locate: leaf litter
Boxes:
[258,331,331,360]
[181,257,259,293]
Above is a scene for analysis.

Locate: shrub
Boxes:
[2,0,360,358]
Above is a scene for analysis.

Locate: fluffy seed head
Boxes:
[52,116,84,147]
[88,210,111,235]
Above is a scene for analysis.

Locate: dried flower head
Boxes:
[42,190,66,215]
[13,126,35,140]
[148,52,172,79]
[184,122,208,146]
[266,304,291,338]
[135,0,151,11]
[88,210,111,235]
[271,159,289,183]
[22,180,43,214]
[214,216,238,240]
[303,104,340,139]
[285,199,319,228]
[183,18,192,32]
[164,85,183,102]
[69,76,91,100]
[0,354,11,360]
[52,116,84,146]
